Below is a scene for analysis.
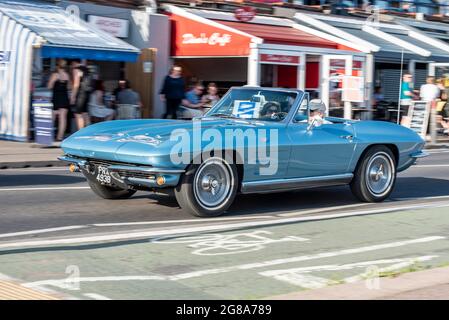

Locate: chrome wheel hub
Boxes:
[366,153,394,196]
[194,159,232,209]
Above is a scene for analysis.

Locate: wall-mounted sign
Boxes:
[260,54,300,64]
[0,50,11,70]
[88,15,129,38]
[342,76,365,103]
[235,7,256,22]
[143,61,152,73]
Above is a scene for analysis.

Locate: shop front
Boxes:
[164,5,372,119]
[293,12,449,114]
[0,0,140,142]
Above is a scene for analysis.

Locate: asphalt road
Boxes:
[0,149,448,299]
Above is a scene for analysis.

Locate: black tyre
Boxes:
[88,181,136,200]
[175,157,239,217]
[350,145,397,203]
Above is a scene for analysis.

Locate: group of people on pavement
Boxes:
[400,74,449,135]
[159,65,220,119]
[47,59,142,141]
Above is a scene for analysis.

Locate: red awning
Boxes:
[169,12,257,57]
[168,7,358,57]
[217,20,339,49]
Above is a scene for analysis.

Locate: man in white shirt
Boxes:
[420,77,440,102]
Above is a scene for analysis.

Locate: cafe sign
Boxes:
[88,15,129,38]
[260,54,300,64]
[182,33,232,46]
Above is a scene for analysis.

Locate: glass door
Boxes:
[321,55,353,119]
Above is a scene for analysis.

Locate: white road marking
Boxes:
[277,203,372,218]
[168,236,445,281]
[259,256,437,289]
[0,187,90,192]
[1,202,449,250]
[412,164,449,168]
[395,195,449,201]
[25,276,168,288]
[93,215,273,227]
[426,149,449,154]
[151,231,309,256]
[23,237,445,289]
[0,226,87,239]
[83,293,112,300]
[343,256,436,284]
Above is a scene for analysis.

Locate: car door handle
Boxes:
[340,135,354,140]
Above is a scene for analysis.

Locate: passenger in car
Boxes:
[300,99,333,125]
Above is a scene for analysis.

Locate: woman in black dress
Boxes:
[48,59,70,141]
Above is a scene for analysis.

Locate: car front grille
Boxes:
[114,170,155,180]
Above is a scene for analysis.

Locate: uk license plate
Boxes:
[96,165,112,185]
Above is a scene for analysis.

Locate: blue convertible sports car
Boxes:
[59,87,428,217]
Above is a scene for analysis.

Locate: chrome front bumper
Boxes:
[58,155,185,189]
[410,150,430,159]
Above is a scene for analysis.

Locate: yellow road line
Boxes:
[0,281,59,300]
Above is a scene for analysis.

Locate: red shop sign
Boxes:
[169,13,253,57]
[260,54,300,64]
[235,7,256,22]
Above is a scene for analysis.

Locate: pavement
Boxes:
[0,149,448,299]
[0,141,62,169]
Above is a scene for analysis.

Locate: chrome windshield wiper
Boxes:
[209,113,239,119]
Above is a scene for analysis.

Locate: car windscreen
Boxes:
[206,89,300,122]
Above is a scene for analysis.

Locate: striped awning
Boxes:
[0,0,140,141]
[0,0,140,62]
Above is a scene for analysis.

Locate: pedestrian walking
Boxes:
[399,73,415,124]
[160,66,186,119]
[47,59,70,141]
[71,60,92,130]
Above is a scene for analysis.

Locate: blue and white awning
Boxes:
[0,1,140,62]
[0,0,141,141]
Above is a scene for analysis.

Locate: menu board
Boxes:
[406,101,431,138]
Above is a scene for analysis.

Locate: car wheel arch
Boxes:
[355,144,399,173]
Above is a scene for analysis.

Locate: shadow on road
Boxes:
[392,177,449,199]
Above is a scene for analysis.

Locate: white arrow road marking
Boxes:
[259,256,437,289]
[22,237,445,289]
